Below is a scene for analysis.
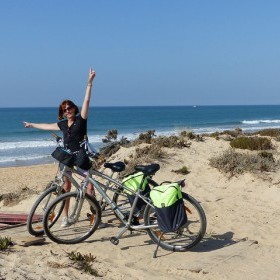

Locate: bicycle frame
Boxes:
[54,163,123,221]
[53,142,159,238]
[83,168,158,234]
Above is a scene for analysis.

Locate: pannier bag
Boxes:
[150,183,187,233]
[51,147,74,167]
[75,147,92,170]
[51,147,92,170]
[122,172,150,213]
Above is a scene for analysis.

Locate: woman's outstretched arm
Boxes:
[23,122,60,130]
[81,67,96,119]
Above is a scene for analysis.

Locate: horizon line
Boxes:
[1,104,280,109]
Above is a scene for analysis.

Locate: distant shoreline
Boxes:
[0,158,55,169]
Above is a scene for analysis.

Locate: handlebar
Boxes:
[51,133,100,161]
[51,132,62,143]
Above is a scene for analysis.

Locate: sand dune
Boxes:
[1,137,280,279]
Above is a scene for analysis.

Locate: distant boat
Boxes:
[193,105,197,108]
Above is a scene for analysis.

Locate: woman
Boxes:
[24,67,96,227]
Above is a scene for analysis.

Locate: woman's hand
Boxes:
[88,67,96,85]
[82,67,96,119]
[23,121,32,128]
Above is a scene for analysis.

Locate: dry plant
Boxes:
[207,128,243,139]
[209,149,279,178]
[0,187,36,206]
[252,128,280,137]
[122,143,167,176]
[67,251,102,277]
[152,135,190,148]
[102,129,118,143]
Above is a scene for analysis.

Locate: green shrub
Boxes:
[172,166,189,175]
[253,128,280,137]
[258,151,275,161]
[230,137,273,150]
[209,149,278,177]
[0,236,13,250]
[208,132,220,138]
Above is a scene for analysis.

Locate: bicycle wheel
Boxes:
[144,192,207,252]
[27,181,65,236]
[43,191,101,244]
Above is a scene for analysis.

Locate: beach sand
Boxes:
[1,137,280,279]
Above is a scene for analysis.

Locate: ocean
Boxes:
[1,105,280,167]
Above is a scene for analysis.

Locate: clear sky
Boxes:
[1,0,280,107]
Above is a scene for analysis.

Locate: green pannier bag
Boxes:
[150,183,187,233]
[122,172,148,194]
[122,172,150,213]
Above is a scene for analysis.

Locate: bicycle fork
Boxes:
[69,187,86,222]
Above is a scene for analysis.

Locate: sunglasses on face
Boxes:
[63,105,73,113]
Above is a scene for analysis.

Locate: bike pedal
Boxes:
[110,237,119,245]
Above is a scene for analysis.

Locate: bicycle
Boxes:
[42,162,207,256]
[27,134,126,236]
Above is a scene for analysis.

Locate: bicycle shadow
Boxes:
[85,231,243,259]
[116,231,240,254]
[190,231,244,252]
[85,225,148,244]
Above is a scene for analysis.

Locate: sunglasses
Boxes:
[63,105,73,113]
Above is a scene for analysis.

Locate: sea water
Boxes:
[1,105,280,167]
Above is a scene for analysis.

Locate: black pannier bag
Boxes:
[75,147,92,170]
[51,147,75,167]
[122,172,150,214]
[51,146,91,170]
[150,183,187,233]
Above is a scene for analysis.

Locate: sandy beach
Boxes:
[1,136,280,279]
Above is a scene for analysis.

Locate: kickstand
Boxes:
[153,232,164,258]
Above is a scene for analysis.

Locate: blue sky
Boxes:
[1,1,280,107]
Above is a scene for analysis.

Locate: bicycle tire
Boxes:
[27,182,65,236]
[43,191,101,244]
[144,192,207,252]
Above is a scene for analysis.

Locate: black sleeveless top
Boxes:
[57,114,87,152]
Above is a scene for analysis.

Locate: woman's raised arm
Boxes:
[81,67,96,119]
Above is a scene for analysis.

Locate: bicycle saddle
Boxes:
[104,161,126,172]
[134,163,160,176]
